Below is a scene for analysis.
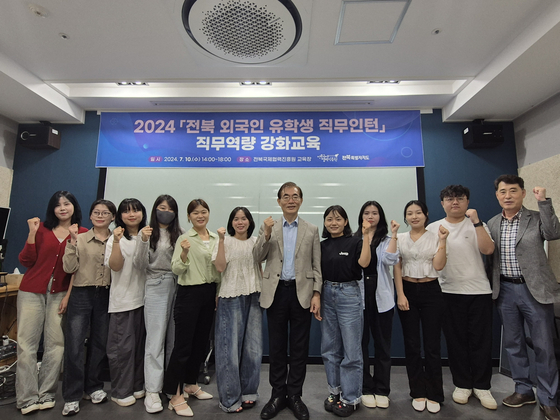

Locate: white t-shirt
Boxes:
[105,233,146,313]
[397,230,440,279]
[427,217,492,295]
[211,236,262,298]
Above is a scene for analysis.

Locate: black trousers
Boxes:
[163,283,216,395]
[398,280,444,402]
[266,282,312,398]
[362,276,394,396]
[442,293,493,390]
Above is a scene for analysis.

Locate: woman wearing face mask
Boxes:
[212,207,262,413]
[61,199,117,416]
[16,191,86,415]
[394,201,448,414]
[135,195,184,414]
[163,199,220,417]
[356,201,399,410]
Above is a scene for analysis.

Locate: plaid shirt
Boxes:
[499,209,523,277]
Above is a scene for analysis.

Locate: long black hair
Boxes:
[115,198,147,240]
[226,207,255,238]
[355,200,388,249]
[44,191,82,230]
[149,194,182,250]
[322,205,353,238]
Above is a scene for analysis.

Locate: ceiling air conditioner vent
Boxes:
[182,0,302,64]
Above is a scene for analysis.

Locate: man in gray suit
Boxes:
[488,174,560,420]
[254,182,322,420]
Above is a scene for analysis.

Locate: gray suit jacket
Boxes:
[488,199,560,304]
[253,217,322,309]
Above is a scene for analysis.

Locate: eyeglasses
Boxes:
[280,195,301,202]
[92,211,112,217]
[443,196,467,203]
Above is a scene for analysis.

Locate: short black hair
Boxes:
[403,200,430,227]
[115,198,147,240]
[44,191,82,230]
[226,207,255,238]
[494,174,524,190]
[322,205,353,239]
[89,199,116,217]
[439,185,470,201]
[277,182,303,200]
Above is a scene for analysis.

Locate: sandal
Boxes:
[184,386,213,400]
[242,401,256,409]
[168,400,193,417]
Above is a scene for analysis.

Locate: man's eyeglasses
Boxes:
[443,196,467,203]
[280,195,301,203]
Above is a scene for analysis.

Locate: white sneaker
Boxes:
[361,394,376,408]
[84,390,108,404]
[452,387,472,404]
[473,388,497,410]
[374,394,389,408]
[133,389,146,399]
[412,398,426,412]
[427,400,440,413]
[111,396,136,407]
[62,401,80,416]
[144,392,163,413]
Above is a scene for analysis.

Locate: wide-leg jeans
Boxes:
[144,273,176,393]
[321,280,363,405]
[62,285,110,402]
[16,288,65,408]
[215,292,263,412]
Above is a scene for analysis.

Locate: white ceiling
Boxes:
[1,0,560,124]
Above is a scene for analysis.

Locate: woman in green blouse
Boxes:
[162,199,220,417]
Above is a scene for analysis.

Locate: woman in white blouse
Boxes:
[212,207,263,413]
[394,200,448,414]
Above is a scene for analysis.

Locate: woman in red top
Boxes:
[16,191,86,415]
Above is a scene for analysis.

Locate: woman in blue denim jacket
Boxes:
[356,201,399,410]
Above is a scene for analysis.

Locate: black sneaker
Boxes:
[332,401,360,417]
[324,394,340,412]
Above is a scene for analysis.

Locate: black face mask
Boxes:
[156,210,175,225]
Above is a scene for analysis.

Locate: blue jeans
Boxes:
[144,273,176,393]
[62,286,110,402]
[497,281,558,406]
[321,281,363,405]
[215,293,263,412]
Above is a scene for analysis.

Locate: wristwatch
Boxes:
[473,221,483,227]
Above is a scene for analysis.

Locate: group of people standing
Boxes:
[12,175,560,420]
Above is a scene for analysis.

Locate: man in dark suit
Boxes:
[488,174,560,420]
[254,182,322,420]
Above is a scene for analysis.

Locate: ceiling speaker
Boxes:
[182,0,302,64]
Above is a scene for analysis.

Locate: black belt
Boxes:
[500,274,525,284]
[279,279,296,286]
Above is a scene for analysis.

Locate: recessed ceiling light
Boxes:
[239,81,271,86]
[116,82,149,86]
[367,80,400,84]
[28,4,49,18]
